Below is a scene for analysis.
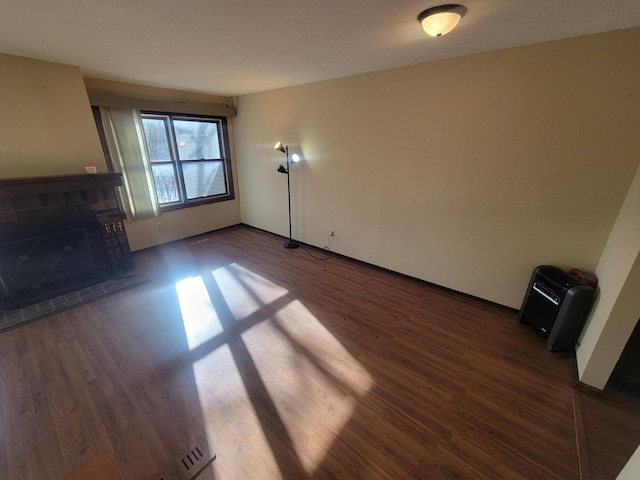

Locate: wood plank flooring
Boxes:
[0,225,636,479]
[580,383,640,480]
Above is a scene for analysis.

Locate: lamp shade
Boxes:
[418,5,467,37]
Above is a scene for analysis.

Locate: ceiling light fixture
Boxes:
[418,4,467,37]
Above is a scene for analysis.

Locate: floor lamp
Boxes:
[274,142,300,249]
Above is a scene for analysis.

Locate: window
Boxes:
[94,106,235,220]
[141,112,234,209]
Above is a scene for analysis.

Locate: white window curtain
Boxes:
[100,107,160,220]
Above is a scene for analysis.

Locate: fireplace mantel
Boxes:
[0,173,123,198]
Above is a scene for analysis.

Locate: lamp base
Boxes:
[283,242,299,249]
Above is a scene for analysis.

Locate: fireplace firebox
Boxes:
[0,212,112,309]
[0,173,133,311]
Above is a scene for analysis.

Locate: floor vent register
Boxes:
[148,435,216,480]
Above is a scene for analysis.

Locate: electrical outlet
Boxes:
[156,222,163,231]
[331,230,335,237]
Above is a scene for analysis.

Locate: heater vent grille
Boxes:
[147,435,215,480]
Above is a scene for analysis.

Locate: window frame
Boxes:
[140,111,235,212]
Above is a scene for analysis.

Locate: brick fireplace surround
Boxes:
[0,173,140,329]
[0,173,133,271]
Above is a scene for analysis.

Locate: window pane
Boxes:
[142,118,171,161]
[183,161,227,199]
[151,164,180,204]
[174,120,221,160]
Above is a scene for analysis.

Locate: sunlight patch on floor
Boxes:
[191,344,283,479]
[274,299,373,397]
[175,275,223,349]
[177,263,372,477]
[242,300,373,474]
[227,263,290,306]
[211,263,289,322]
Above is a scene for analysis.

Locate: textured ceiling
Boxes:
[1,0,639,96]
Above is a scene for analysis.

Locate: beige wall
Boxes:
[577,162,640,389]
[84,77,234,105]
[618,444,640,480]
[234,27,640,309]
[0,53,106,177]
[124,200,241,251]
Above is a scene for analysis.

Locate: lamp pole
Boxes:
[275,142,298,249]
[284,145,298,249]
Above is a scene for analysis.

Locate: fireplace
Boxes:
[0,173,133,310]
[0,212,113,308]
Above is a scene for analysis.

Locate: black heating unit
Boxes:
[518,265,595,352]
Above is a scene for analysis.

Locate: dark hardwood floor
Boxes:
[0,225,638,479]
[580,383,640,480]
